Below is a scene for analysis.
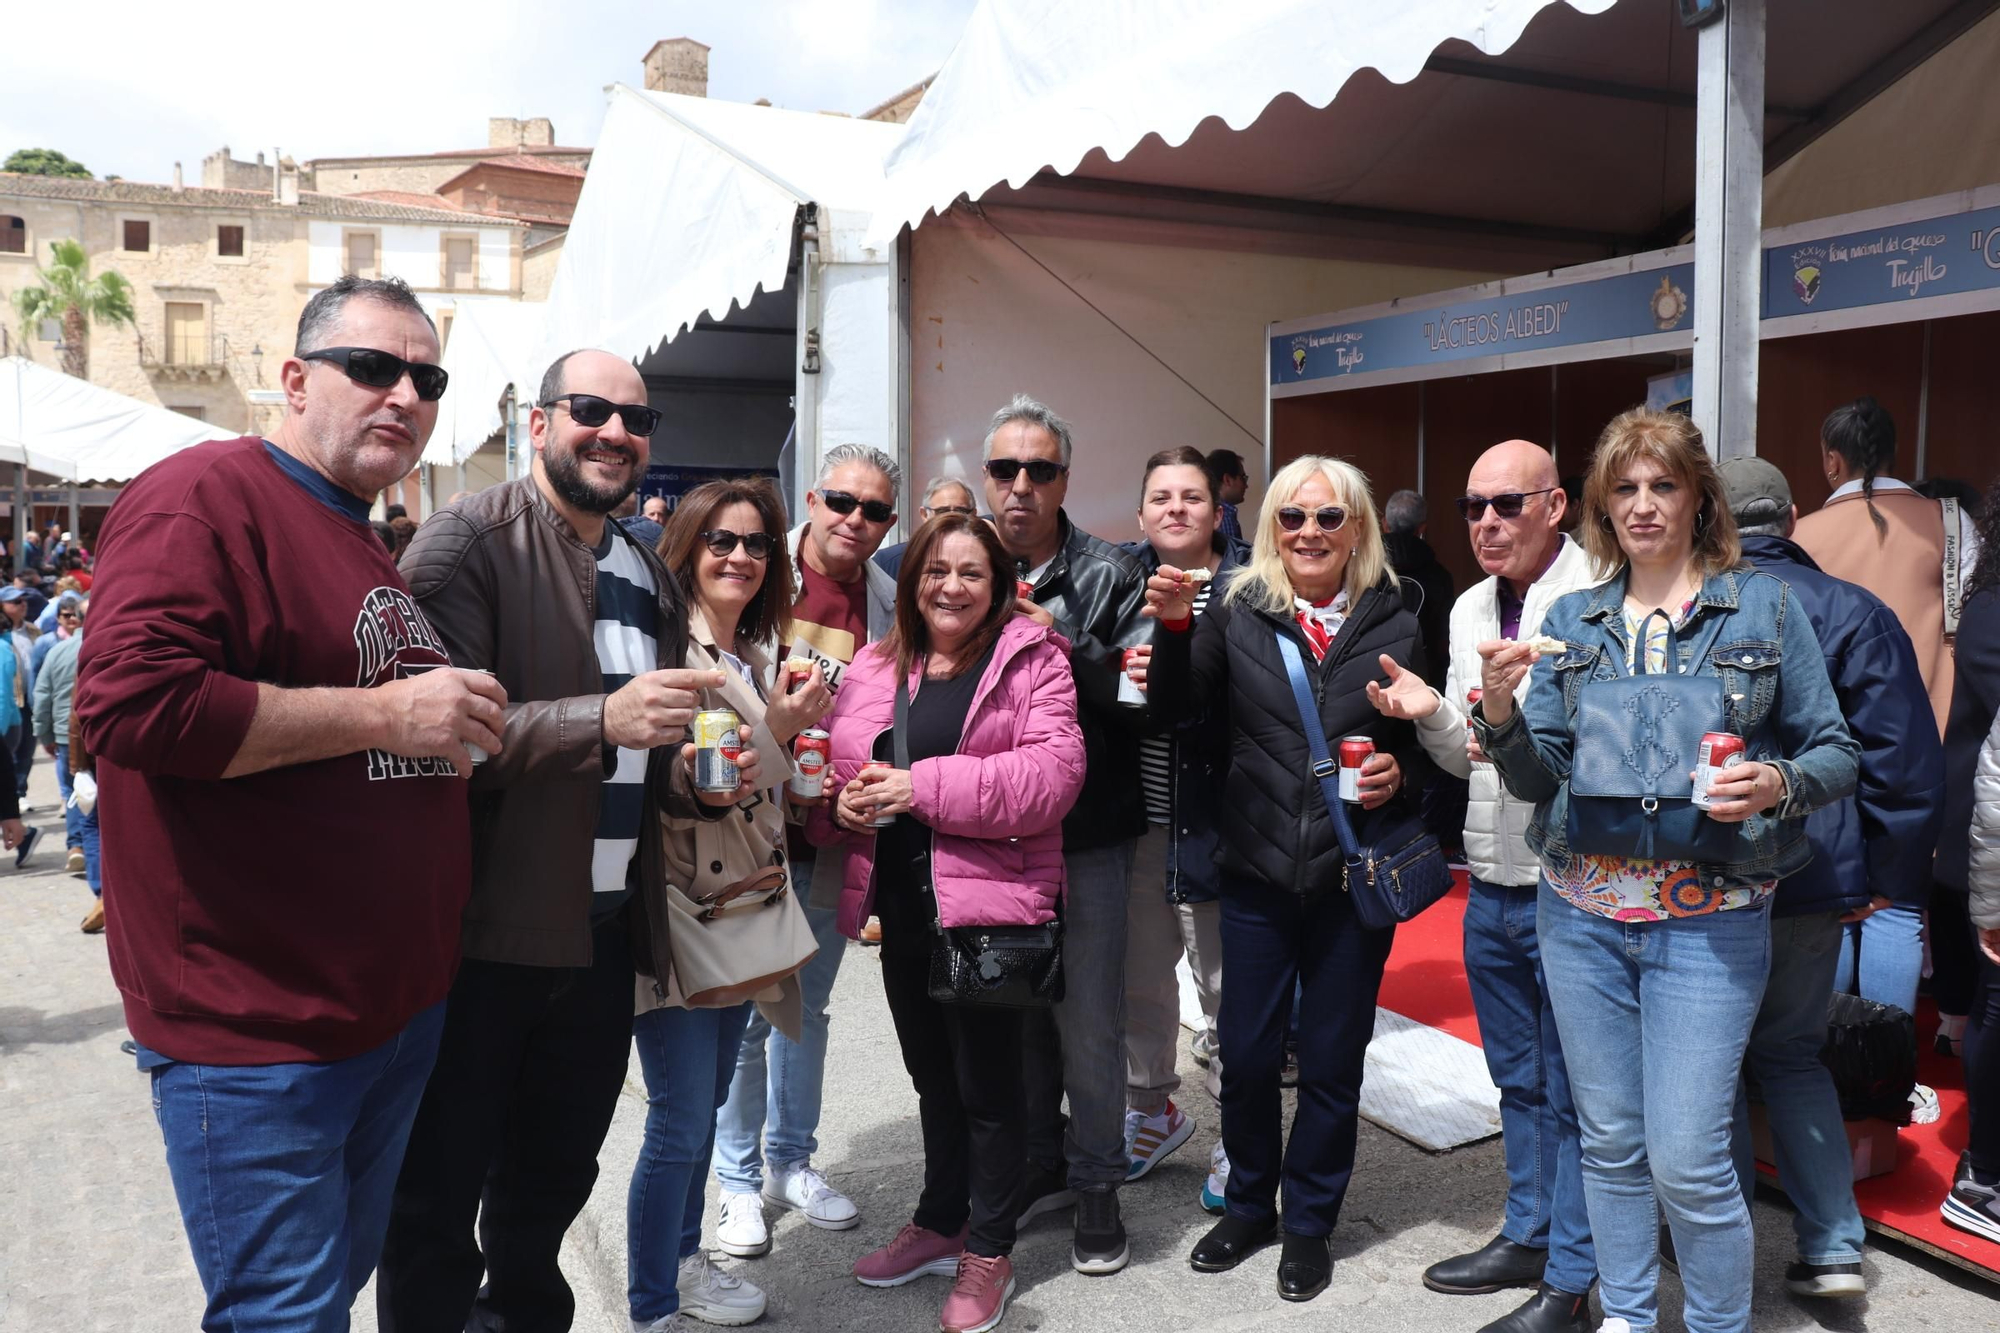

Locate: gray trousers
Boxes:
[1126,823,1222,1114]
[1024,838,1136,1187]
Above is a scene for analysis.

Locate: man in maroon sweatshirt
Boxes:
[75,275,508,1333]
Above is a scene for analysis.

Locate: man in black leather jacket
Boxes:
[981,393,1150,1277]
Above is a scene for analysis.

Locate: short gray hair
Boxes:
[296,274,436,355]
[1384,489,1427,535]
[922,475,974,507]
[983,393,1073,466]
[816,443,901,501]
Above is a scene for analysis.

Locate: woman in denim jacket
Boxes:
[1472,410,1858,1333]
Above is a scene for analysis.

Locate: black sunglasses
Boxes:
[819,489,895,524]
[301,347,449,402]
[1457,488,1558,521]
[1276,505,1348,533]
[542,393,661,438]
[984,458,1068,486]
[701,529,773,560]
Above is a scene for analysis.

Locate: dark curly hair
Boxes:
[1966,478,2000,600]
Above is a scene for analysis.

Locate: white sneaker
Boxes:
[1201,1141,1228,1214]
[763,1162,859,1231]
[715,1190,770,1258]
[676,1250,766,1327]
[1124,1101,1194,1180]
[1911,1083,1942,1125]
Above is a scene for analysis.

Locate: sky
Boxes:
[0,0,980,184]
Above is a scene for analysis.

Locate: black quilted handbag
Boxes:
[889,675,1066,1009]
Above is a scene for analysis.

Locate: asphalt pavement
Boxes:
[3,756,1994,1331]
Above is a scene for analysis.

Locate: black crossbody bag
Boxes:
[890,673,1066,1008]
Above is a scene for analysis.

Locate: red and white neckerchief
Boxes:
[1293,590,1350,662]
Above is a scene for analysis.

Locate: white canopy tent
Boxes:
[3,356,234,483]
[546,86,909,507]
[423,300,554,471]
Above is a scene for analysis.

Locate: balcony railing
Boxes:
[138,331,231,381]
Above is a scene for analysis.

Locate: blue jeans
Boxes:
[150,1003,445,1333]
[1536,883,1771,1333]
[55,744,100,894]
[628,1002,754,1323]
[712,904,846,1192]
[1832,903,1923,1018]
[1216,876,1393,1235]
[1732,909,1865,1265]
[1463,877,1596,1294]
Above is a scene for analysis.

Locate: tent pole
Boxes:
[1691,0,1765,460]
[12,465,24,569]
[67,486,80,546]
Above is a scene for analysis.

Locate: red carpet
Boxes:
[1376,874,2000,1282]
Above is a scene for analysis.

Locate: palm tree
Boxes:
[12,239,136,379]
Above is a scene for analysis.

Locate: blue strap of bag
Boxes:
[1275,631,1365,880]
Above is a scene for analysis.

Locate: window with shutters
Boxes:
[122,219,151,251]
[0,216,23,255]
[164,302,207,365]
[217,224,245,258]
[442,235,476,290]
[344,229,379,278]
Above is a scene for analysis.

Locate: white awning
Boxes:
[868,0,1619,247]
[424,301,553,466]
[0,356,234,483]
[547,85,906,362]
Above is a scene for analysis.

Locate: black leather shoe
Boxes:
[1476,1282,1592,1333]
[1277,1231,1332,1302]
[1189,1214,1278,1272]
[1422,1234,1549,1294]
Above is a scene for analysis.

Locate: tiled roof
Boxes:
[307,144,592,165]
[465,155,587,177]
[0,173,522,227]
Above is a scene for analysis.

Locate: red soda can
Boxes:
[1117,646,1147,706]
[1016,578,1036,601]
[1692,732,1746,812]
[1337,736,1375,804]
[1465,687,1483,746]
[785,656,815,694]
[791,728,830,799]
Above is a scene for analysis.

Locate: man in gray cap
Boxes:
[1719,455,1942,1298]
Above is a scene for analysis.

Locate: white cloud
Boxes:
[1,0,976,183]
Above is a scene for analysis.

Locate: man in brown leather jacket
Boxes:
[381,348,763,1333]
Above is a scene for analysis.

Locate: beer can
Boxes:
[1117,646,1147,707]
[1691,732,1747,812]
[785,657,815,694]
[1337,736,1375,804]
[693,708,743,792]
[860,764,898,826]
[791,728,831,799]
[1016,578,1036,602]
[1465,687,1483,747]
[402,662,493,764]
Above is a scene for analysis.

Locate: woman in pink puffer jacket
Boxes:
[807,513,1083,1333]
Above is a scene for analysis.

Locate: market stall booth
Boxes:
[1269,185,2000,595]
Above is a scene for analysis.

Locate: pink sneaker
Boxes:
[940,1253,1014,1333]
[853,1222,966,1288]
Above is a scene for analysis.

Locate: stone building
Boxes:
[0,169,524,445]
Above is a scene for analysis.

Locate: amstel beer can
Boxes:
[693,708,743,792]
[791,728,831,799]
[1337,736,1375,804]
[1691,731,1747,812]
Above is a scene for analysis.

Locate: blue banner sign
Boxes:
[1273,263,1694,386]
[1275,199,2000,388]
[1765,203,2000,318]
[639,464,780,511]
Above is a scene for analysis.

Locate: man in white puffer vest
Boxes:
[1368,439,1600,1333]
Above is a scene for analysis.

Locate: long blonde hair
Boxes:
[1226,454,1392,615]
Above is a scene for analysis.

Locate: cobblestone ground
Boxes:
[3,757,1993,1331]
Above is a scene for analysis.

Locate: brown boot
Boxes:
[80,899,105,934]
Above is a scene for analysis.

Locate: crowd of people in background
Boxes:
[3,519,100,928]
[49,273,2000,1333]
